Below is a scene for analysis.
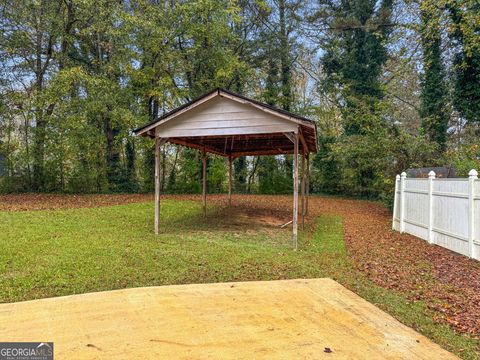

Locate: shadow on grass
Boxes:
[151,202,295,249]
[159,203,291,234]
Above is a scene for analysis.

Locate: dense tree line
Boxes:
[0,0,478,204]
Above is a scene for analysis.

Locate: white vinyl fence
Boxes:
[392,169,480,260]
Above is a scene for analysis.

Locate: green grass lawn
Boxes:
[1,200,478,359]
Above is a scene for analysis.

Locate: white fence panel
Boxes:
[392,169,479,260]
[404,182,429,240]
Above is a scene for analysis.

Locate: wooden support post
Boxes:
[292,132,299,250]
[154,137,161,234]
[306,153,310,216]
[298,130,308,155]
[228,156,233,206]
[301,153,305,230]
[202,151,207,217]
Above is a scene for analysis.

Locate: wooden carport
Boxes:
[134,88,317,249]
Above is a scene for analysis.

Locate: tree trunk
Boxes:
[104,116,121,190]
[247,156,259,194]
[167,146,179,191]
[279,0,292,111]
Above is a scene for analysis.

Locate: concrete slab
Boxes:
[0,279,456,359]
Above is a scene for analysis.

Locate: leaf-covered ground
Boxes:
[1,193,480,357]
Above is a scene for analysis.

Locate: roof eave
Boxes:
[133,88,221,136]
[133,88,318,151]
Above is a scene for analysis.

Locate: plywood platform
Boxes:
[0,279,456,359]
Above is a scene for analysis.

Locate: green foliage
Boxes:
[447,142,480,177]
[311,0,400,203]
[444,0,480,123]
[168,149,201,194]
[312,101,438,207]
[258,156,292,194]
[312,136,341,194]
[233,157,248,193]
[419,7,449,151]
[207,157,227,193]
[0,0,246,194]
[0,0,479,199]
[320,0,393,131]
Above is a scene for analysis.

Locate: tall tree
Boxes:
[318,0,393,134]
[419,6,449,150]
[278,0,293,111]
[233,156,248,193]
[307,0,397,197]
[445,0,480,124]
[0,0,65,190]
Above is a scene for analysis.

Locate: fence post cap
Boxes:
[428,170,436,179]
[401,172,407,178]
[396,174,400,180]
[469,169,478,178]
